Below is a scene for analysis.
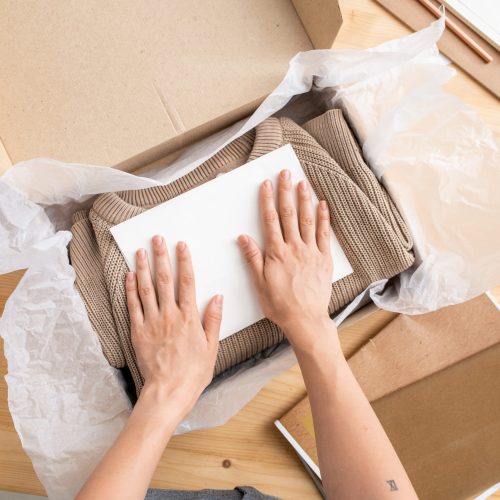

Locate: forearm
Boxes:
[290,320,417,500]
[76,383,187,500]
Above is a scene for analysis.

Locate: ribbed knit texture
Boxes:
[69,110,414,397]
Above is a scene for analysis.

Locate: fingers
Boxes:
[135,248,159,316]
[238,234,264,281]
[152,235,174,310]
[203,294,223,348]
[277,169,300,242]
[316,200,332,255]
[125,272,144,325]
[176,241,197,310]
[260,179,284,248]
[297,180,315,244]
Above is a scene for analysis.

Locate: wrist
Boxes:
[283,314,334,337]
[135,381,193,427]
[283,315,344,359]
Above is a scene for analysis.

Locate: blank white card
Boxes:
[111,145,353,340]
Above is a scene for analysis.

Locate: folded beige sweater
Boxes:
[69,109,414,396]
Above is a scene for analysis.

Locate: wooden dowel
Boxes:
[416,0,493,63]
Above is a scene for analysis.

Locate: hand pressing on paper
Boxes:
[125,236,223,415]
[237,169,334,354]
[77,236,223,500]
[237,171,417,500]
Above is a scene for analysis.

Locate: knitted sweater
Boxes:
[69,110,414,396]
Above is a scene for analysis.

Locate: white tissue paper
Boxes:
[1,18,499,499]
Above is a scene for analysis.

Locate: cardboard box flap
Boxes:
[349,294,500,401]
[292,0,343,49]
[373,342,500,500]
[0,1,342,172]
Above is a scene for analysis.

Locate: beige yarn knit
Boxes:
[69,109,414,396]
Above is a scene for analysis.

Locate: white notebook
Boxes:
[111,145,353,341]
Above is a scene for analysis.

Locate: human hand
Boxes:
[237,170,334,353]
[125,236,222,417]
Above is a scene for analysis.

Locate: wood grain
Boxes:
[1,0,499,497]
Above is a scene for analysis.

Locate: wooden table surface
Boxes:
[1,0,499,498]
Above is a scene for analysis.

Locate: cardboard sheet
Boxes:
[373,342,500,500]
[350,294,500,401]
[111,145,353,340]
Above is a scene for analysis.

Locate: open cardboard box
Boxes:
[0,0,392,342]
[1,2,499,499]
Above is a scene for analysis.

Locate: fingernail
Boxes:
[177,241,186,251]
[137,248,146,258]
[299,180,307,191]
[126,272,134,281]
[153,235,162,246]
[238,235,248,246]
[320,200,328,210]
[214,294,223,306]
[263,179,272,191]
[281,169,290,180]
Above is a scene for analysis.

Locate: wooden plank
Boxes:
[1,272,44,495]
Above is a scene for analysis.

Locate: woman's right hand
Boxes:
[239,170,418,500]
[237,169,336,354]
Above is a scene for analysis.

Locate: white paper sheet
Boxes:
[111,145,353,340]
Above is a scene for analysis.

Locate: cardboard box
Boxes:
[1,0,398,368]
[2,3,499,498]
[0,0,341,173]
[0,2,406,340]
[0,0,403,424]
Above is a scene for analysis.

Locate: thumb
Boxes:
[203,294,223,346]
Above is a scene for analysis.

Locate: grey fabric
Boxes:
[145,486,281,499]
